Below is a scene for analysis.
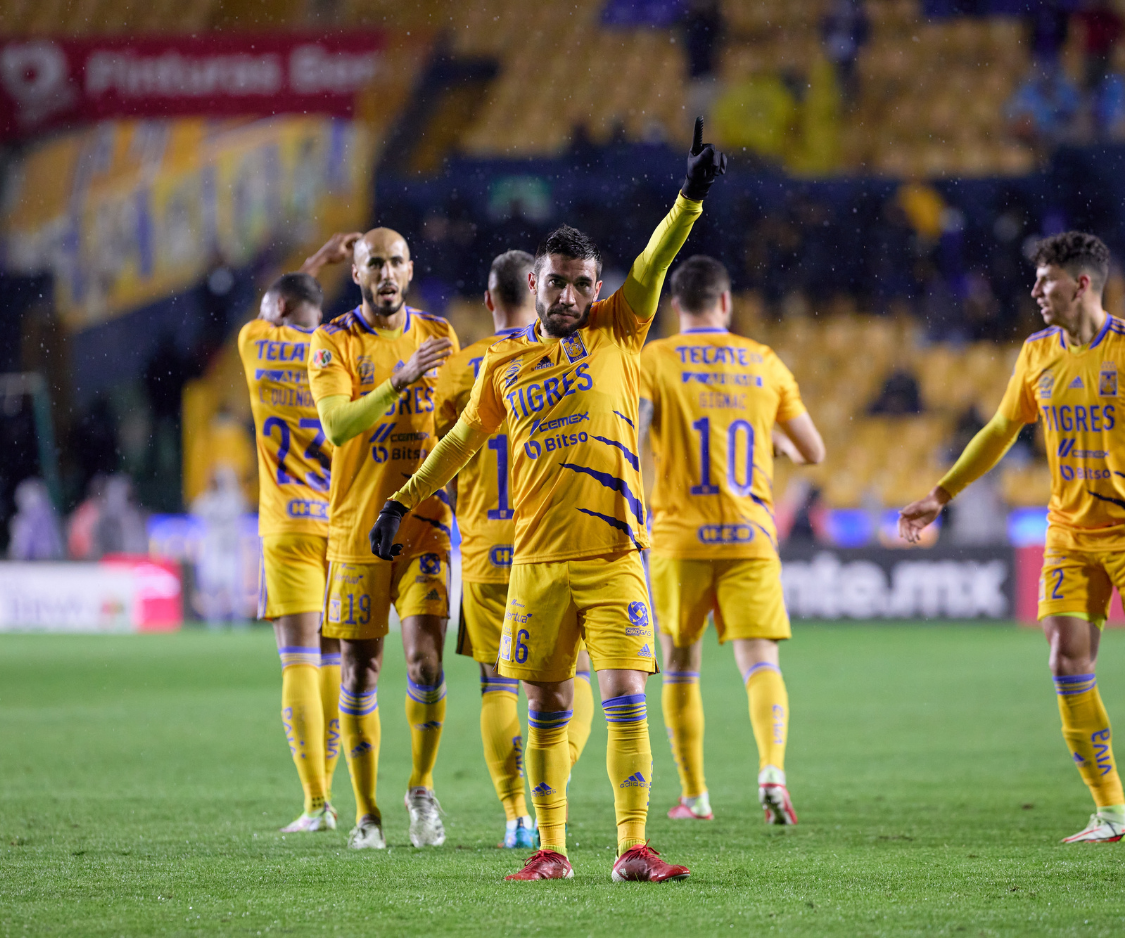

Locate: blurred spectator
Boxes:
[1005,65,1082,147]
[681,0,725,118]
[712,74,798,164]
[868,369,924,416]
[67,476,106,560]
[191,465,246,622]
[821,0,869,105]
[8,478,64,560]
[1076,0,1124,94]
[93,475,149,557]
[782,481,829,544]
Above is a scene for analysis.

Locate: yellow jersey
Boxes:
[640,327,806,559]
[461,290,651,564]
[434,328,525,584]
[308,306,460,563]
[238,319,332,537]
[998,315,1125,551]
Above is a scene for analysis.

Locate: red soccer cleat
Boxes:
[504,849,574,880]
[611,843,690,882]
[667,795,713,820]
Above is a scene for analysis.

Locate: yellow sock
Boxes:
[405,673,447,791]
[527,709,572,855]
[745,663,788,772]
[1055,674,1125,809]
[603,693,651,853]
[339,687,381,824]
[480,675,528,821]
[279,649,327,815]
[662,670,706,798]
[319,652,341,801]
[568,670,595,768]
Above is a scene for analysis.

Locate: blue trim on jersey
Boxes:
[592,435,640,471]
[524,323,539,342]
[681,327,728,334]
[414,515,452,536]
[1027,325,1061,343]
[1090,315,1113,349]
[281,323,317,334]
[495,327,526,339]
[560,463,645,524]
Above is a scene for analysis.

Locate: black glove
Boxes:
[681,116,727,202]
[369,499,408,561]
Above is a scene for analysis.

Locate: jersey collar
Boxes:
[352,304,414,335]
[1088,313,1113,350]
[681,327,728,334]
[495,326,526,339]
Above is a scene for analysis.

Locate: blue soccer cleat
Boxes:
[501,815,537,849]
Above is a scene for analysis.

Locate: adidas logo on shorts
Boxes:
[424,589,440,601]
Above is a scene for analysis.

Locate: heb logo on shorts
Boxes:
[418,553,442,575]
[287,499,328,520]
[698,523,754,544]
[489,544,513,568]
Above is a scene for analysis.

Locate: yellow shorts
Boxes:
[498,551,656,682]
[258,534,328,620]
[458,580,509,664]
[1038,547,1125,627]
[323,552,450,640]
[650,554,791,647]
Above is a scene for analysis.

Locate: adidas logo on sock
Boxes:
[619,772,649,789]
[531,782,556,796]
[350,741,373,758]
[415,721,443,731]
[424,589,440,601]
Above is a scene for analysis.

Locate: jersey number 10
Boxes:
[690,416,755,497]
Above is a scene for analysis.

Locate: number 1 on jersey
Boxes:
[487,434,514,520]
[690,417,720,495]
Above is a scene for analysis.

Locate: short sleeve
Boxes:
[460,347,508,435]
[433,357,466,438]
[590,289,654,350]
[773,355,807,424]
[308,328,353,401]
[997,343,1039,424]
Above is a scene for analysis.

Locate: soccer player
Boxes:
[308,228,459,849]
[900,232,1125,843]
[638,255,825,825]
[371,118,727,881]
[239,232,361,832]
[434,250,597,850]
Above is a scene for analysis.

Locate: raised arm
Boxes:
[621,118,726,321]
[898,412,1024,544]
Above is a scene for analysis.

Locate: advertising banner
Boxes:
[0,557,182,632]
[780,544,1015,621]
[0,33,387,139]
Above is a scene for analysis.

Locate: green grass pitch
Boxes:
[3,623,1125,937]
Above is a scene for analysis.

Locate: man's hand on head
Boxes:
[682,116,727,202]
[301,232,364,277]
[391,337,454,392]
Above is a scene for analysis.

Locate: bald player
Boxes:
[308,228,459,849]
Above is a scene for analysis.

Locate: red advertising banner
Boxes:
[0,32,389,139]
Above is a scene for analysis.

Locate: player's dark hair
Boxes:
[1031,231,1111,293]
[489,250,535,309]
[535,225,602,278]
[671,255,731,313]
[268,272,323,309]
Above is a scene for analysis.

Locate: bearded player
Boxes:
[901,232,1125,843]
[639,255,824,825]
[371,119,727,881]
[239,232,360,832]
[308,228,458,849]
[434,250,598,850]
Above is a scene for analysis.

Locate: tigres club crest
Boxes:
[560,332,588,363]
[1100,362,1118,398]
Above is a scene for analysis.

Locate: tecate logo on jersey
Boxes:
[523,432,587,459]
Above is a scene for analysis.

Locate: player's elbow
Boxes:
[803,439,827,465]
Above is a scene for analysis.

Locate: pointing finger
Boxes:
[692,116,704,155]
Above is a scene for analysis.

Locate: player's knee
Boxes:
[1048,647,1095,677]
[405,653,442,687]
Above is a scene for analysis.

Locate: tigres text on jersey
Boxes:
[238,319,332,536]
[308,306,460,563]
[460,291,651,564]
[434,328,524,583]
[640,326,806,559]
[999,316,1125,550]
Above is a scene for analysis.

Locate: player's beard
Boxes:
[361,282,406,318]
[536,297,592,338]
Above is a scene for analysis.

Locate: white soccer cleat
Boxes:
[405,787,446,847]
[279,805,336,833]
[326,802,339,826]
[347,816,387,849]
[758,766,798,825]
[1061,813,1125,844]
